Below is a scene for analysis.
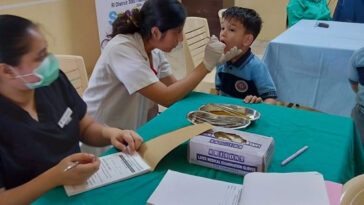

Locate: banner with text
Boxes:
[95,0,145,48]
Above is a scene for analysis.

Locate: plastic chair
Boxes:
[218,8,226,23]
[182,17,210,74]
[341,174,364,205]
[182,17,217,94]
[56,55,88,97]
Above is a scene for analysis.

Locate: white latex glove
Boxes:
[203,36,242,72]
[203,35,226,72]
[218,46,242,64]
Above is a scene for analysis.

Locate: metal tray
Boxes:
[199,103,260,121]
[186,110,251,129]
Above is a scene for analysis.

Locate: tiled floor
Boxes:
[251,40,269,59]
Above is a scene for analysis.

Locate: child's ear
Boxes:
[243,34,254,47]
[151,27,162,41]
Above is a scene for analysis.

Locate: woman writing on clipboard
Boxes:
[0,15,143,204]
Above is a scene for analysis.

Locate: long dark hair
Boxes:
[0,15,37,66]
[108,0,186,39]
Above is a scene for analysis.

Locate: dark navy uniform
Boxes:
[0,71,86,189]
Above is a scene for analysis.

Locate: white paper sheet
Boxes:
[147,170,243,205]
[64,152,151,196]
[240,172,330,205]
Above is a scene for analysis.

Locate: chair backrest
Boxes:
[182,17,210,73]
[56,55,88,97]
[218,8,226,23]
[341,174,364,205]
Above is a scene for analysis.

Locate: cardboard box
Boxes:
[188,127,274,175]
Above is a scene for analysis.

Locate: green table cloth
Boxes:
[34,92,364,204]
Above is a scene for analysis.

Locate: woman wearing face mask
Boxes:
[0,15,143,204]
[83,0,241,130]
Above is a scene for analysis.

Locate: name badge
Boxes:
[58,107,73,128]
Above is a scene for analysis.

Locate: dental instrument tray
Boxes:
[186,103,260,129]
[199,103,260,121]
[186,110,251,129]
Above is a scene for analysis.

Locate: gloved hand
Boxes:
[203,36,242,72]
[203,35,225,71]
[218,46,242,64]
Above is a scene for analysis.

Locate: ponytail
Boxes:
[108,0,186,40]
[107,8,141,39]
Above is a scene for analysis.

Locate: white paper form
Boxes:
[240,172,330,205]
[64,152,151,196]
[147,170,243,205]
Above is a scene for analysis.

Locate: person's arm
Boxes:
[351,81,358,93]
[243,95,276,105]
[263,98,277,105]
[0,153,99,205]
[244,60,277,104]
[160,75,177,86]
[139,37,242,107]
[0,171,56,205]
[243,95,262,104]
[348,65,362,94]
[139,63,209,107]
[348,48,364,93]
[157,50,178,87]
[79,114,143,154]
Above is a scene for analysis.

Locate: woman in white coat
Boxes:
[84,0,241,130]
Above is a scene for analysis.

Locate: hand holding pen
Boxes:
[64,161,80,172]
[52,153,100,186]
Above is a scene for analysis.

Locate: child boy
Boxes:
[348,47,364,146]
[216,7,277,104]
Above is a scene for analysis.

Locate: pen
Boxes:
[64,161,80,172]
[281,146,308,166]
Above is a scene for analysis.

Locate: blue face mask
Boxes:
[11,54,60,89]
